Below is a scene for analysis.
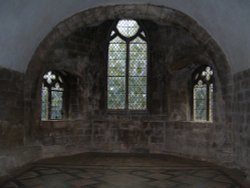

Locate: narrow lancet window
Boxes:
[41,71,64,120]
[192,66,214,122]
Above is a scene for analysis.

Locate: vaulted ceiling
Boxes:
[0,0,249,73]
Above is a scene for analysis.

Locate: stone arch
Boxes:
[24,4,231,141]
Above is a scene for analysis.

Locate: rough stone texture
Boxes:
[232,68,250,180]
[0,67,24,149]
[24,19,230,169]
[1,4,249,183]
[2,154,249,188]
[0,68,42,176]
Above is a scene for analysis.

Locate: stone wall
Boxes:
[0,67,24,148]
[27,19,230,167]
[39,115,214,159]
[0,67,41,176]
[1,4,242,180]
[232,69,250,180]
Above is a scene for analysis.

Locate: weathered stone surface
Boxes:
[231,68,250,181]
[1,4,249,184]
[23,18,230,169]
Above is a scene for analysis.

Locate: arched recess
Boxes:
[24,4,231,141]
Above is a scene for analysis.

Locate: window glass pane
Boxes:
[108,77,126,93]
[108,59,126,77]
[194,84,207,121]
[129,77,147,86]
[43,71,56,85]
[128,93,147,110]
[52,82,64,91]
[109,37,126,60]
[108,77,126,109]
[129,76,147,110]
[108,36,127,110]
[117,20,139,37]
[41,85,48,120]
[109,49,126,60]
[108,93,126,109]
[130,39,147,52]
[130,37,147,60]
[195,109,207,121]
[107,20,148,111]
[129,64,147,76]
[129,85,146,94]
[41,71,65,120]
[209,84,213,121]
[129,36,147,99]
[202,66,213,81]
[51,91,63,119]
[192,66,214,122]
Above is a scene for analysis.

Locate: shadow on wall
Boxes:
[0,4,239,179]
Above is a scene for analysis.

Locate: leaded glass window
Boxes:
[192,66,214,122]
[107,19,148,110]
[41,71,64,120]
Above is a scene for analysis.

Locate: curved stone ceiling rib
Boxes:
[0,0,249,73]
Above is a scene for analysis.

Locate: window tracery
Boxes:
[41,71,64,120]
[107,19,148,110]
[192,66,214,122]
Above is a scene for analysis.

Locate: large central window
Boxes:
[107,19,148,110]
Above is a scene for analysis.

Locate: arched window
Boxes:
[107,19,148,110]
[41,71,64,120]
[192,66,214,122]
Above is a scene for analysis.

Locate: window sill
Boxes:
[41,119,64,122]
[167,120,213,127]
[40,119,83,129]
[106,109,149,115]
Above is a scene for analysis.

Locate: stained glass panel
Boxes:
[117,20,139,37]
[128,37,147,110]
[194,83,207,121]
[107,20,147,110]
[129,93,147,110]
[43,71,56,84]
[108,77,126,109]
[209,84,213,121]
[51,90,63,119]
[108,36,126,109]
[41,71,64,120]
[41,84,48,120]
[192,66,214,122]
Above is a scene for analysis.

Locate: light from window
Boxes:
[41,71,64,120]
[116,20,139,37]
[193,66,213,121]
[107,19,148,110]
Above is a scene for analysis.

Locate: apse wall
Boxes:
[28,19,226,161]
[24,4,232,171]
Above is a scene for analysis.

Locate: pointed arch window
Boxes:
[107,19,148,110]
[192,66,214,122]
[41,71,64,120]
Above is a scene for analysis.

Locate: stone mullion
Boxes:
[125,41,129,110]
[48,87,52,119]
[206,83,210,121]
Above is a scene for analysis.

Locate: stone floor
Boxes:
[1,153,248,188]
